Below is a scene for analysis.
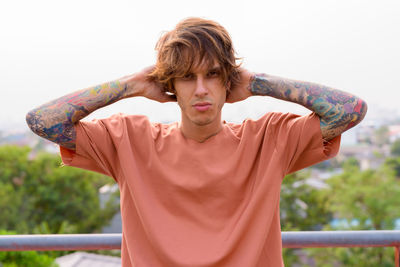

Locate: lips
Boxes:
[193,102,212,112]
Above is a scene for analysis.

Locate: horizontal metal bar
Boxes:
[282,230,400,248]
[2,231,400,251]
[0,234,121,251]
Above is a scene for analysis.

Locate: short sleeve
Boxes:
[275,112,341,174]
[59,114,125,179]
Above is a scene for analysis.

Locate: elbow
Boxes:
[346,98,368,130]
[356,98,368,124]
[25,109,43,137]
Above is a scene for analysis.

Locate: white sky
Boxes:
[1,0,400,131]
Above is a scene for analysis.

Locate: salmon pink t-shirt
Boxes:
[60,112,340,267]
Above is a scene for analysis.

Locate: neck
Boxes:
[179,116,223,143]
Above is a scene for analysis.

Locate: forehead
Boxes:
[189,61,220,73]
[180,47,220,72]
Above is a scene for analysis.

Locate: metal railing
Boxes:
[1,231,400,266]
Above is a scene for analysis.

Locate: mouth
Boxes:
[193,102,212,112]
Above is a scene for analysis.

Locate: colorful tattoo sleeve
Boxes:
[26,81,127,150]
[249,74,367,140]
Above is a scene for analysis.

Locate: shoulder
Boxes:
[226,112,316,137]
[103,113,149,123]
[255,111,318,128]
[77,113,154,140]
[224,112,285,136]
[102,113,179,139]
[234,112,299,128]
[91,113,151,129]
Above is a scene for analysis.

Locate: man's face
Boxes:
[173,61,227,128]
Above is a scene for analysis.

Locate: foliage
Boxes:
[0,145,120,262]
[0,146,32,233]
[307,160,400,266]
[341,157,360,170]
[391,139,400,157]
[324,166,400,230]
[0,230,58,267]
[281,171,333,231]
[0,145,119,234]
[280,170,333,266]
[383,157,400,178]
[27,152,118,233]
[308,247,394,267]
[280,158,400,266]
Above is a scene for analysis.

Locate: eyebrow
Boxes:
[208,66,222,72]
[181,62,222,77]
[184,65,221,75]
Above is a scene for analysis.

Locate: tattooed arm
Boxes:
[248,73,367,140]
[26,66,175,150]
[227,69,367,140]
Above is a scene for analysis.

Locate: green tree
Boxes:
[280,170,333,266]
[309,163,400,266]
[390,139,400,157]
[326,168,400,230]
[25,152,118,233]
[383,157,400,178]
[0,145,119,234]
[0,146,33,232]
[341,157,360,170]
[281,171,333,231]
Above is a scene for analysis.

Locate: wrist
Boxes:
[119,74,142,98]
[249,73,275,97]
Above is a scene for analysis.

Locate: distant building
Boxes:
[0,130,59,156]
[356,124,375,144]
[388,125,400,143]
[337,144,389,170]
[56,252,121,267]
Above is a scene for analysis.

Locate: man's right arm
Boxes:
[26,67,175,150]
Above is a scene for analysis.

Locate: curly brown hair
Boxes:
[148,17,241,95]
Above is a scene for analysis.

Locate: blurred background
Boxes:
[1,0,400,266]
[2,0,399,130]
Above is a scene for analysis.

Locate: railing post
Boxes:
[395,247,400,267]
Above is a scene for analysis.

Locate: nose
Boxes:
[194,77,208,97]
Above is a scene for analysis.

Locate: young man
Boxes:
[26,18,367,266]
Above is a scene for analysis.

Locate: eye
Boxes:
[207,70,220,77]
[182,73,194,80]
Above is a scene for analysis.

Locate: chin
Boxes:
[192,118,213,126]
[191,115,216,126]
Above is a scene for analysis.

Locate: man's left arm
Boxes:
[230,71,368,141]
